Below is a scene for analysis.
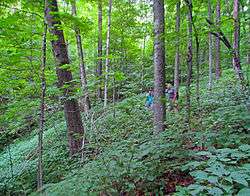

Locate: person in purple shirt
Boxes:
[165,83,178,111]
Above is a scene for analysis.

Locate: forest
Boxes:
[0,0,249,195]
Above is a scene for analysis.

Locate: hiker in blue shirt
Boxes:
[145,89,154,109]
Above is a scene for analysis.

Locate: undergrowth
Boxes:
[0,69,249,195]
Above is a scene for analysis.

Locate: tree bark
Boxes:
[37,1,47,190]
[185,0,193,126]
[45,0,84,156]
[140,0,146,92]
[153,0,166,133]
[225,0,231,16]
[174,1,181,94]
[141,33,146,92]
[208,0,213,89]
[193,21,200,107]
[97,0,103,99]
[104,0,112,107]
[71,0,91,112]
[233,0,244,81]
[215,0,221,79]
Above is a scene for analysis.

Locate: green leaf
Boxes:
[230,171,249,187]
[218,184,232,193]
[242,163,250,171]
[181,161,202,171]
[239,144,250,152]
[190,170,208,180]
[231,151,248,159]
[207,175,218,184]
[205,163,228,177]
[207,187,223,196]
[114,71,126,81]
[196,151,212,156]
[237,188,250,196]
[188,184,205,195]
[224,176,233,183]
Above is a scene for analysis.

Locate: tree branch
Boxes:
[206,18,232,50]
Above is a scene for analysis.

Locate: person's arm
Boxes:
[172,89,177,102]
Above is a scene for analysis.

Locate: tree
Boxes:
[206,19,244,82]
[233,0,244,81]
[97,0,103,99]
[45,0,84,156]
[104,0,112,107]
[185,0,193,126]
[193,19,200,107]
[208,0,213,89]
[215,0,221,79]
[153,0,165,133]
[71,0,91,112]
[37,0,47,190]
[174,1,181,95]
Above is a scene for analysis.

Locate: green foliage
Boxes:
[180,145,250,195]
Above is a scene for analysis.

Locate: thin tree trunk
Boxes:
[113,72,116,118]
[225,0,233,66]
[140,0,146,93]
[174,1,181,94]
[153,0,166,133]
[97,0,103,99]
[215,0,221,79]
[104,0,112,107]
[185,0,193,126]
[195,38,200,107]
[141,33,146,92]
[71,0,91,112]
[208,0,213,89]
[233,0,244,81]
[37,2,47,189]
[225,0,231,16]
[193,23,200,107]
[45,0,84,156]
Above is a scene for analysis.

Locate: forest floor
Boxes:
[0,69,249,195]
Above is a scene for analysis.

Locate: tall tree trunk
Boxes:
[195,35,200,107]
[225,0,231,16]
[104,0,112,107]
[45,0,84,156]
[153,0,166,133]
[141,33,146,92]
[193,23,200,107]
[71,0,91,112]
[208,0,213,89]
[140,0,146,92]
[37,2,47,190]
[215,0,221,79]
[112,64,116,118]
[174,1,181,94]
[233,0,244,81]
[97,0,103,99]
[185,0,193,126]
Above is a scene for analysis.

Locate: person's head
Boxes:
[166,83,172,89]
[148,89,153,95]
